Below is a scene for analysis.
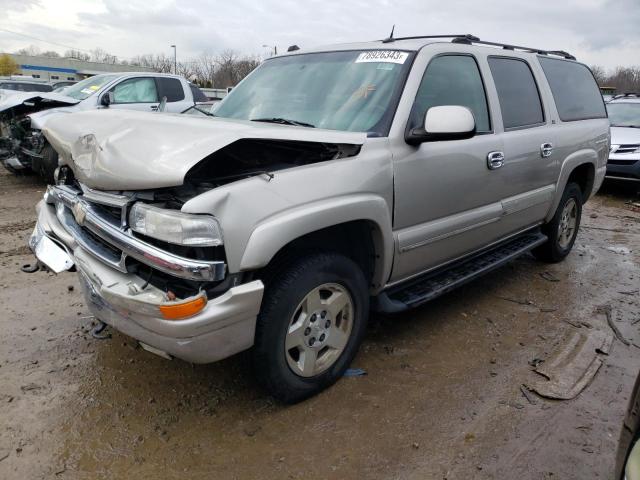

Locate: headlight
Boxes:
[129,203,223,247]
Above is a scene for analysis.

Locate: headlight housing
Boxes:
[129,203,223,247]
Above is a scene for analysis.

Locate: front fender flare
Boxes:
[239,194,394,290]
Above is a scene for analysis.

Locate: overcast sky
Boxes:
[1,0,639,70]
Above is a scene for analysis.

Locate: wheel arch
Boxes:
[545,152,597,223]
[239,194,394,291]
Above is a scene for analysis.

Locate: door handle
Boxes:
[487,151,505,170]
[150,105,158,111]
[540,142,553,158]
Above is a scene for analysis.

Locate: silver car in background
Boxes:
[606,93,640,181]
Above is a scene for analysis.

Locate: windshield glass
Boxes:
[62,74,119,101]
[214,50,414,135]
[607,102,640,127]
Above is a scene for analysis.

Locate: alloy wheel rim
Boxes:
[285,283,354,378]
[558,198,578,249]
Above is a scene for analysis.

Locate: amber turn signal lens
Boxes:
[159,295,207,320]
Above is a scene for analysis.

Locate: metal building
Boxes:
[2,53,154,82]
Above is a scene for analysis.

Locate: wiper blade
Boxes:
[611,124,640,128]
[251,117,315,128]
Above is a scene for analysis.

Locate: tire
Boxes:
[252,252,369,404]
[532,182,583,263]
[34,143,58,184]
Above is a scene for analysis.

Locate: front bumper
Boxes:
[606,155,640,181]
[30,198,264,364]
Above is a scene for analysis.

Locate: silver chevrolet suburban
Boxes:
[28,35,609,403]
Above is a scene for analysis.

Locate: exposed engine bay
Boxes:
[0,96,76,174]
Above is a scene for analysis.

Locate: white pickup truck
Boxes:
[0,72,207,182]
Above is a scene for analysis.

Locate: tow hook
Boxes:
[21,263,40,273]
[91,321,111,340]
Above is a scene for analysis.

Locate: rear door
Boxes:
[485,56,559,233]
[105,77,160,112]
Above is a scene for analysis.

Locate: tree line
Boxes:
[590,66,640,93]
[12,45,261,88]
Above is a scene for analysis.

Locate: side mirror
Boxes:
[100,91,115,107]
[405,105,476,145]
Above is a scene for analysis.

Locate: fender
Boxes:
[545,149,597,223]
[239,194,394,290]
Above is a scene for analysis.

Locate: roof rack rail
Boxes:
[382,33,478,44]
[381,34,576,60]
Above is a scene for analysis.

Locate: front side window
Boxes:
[539,57,607,122]
[408,54,491,132]
[110,77,158,104]
[607,103,640,128]
[488,57,544,129]
[214,50,414,136]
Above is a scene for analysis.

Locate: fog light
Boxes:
[159,294,207,320]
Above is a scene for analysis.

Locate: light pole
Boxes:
[170,45,177,74]
[262,44,277,57]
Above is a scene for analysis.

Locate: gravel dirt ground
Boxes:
[0,168,639,480]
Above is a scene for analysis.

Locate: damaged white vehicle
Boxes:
[29,35,609,403]
[0,73,206,182]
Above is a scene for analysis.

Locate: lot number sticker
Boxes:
[355,51,408,64]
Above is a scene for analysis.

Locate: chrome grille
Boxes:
[613,144,640,154]
[47,185,225,282]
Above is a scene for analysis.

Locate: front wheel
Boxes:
[33,142,58,184]
[252,252,369,403]
[532,182,583,263]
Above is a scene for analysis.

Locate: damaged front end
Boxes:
[29,172,263,363]
[0,95,77,174]
[28,109,365,363]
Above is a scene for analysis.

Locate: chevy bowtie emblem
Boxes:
[73,203,87,226]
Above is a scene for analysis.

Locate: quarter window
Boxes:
[110,77,158,104]
[156,77,185,102]
[409,55,491,132]
[538,57,606,122]
[488,57,544,129]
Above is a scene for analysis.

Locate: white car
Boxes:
[606,94,640,181]
[0,72,207,182]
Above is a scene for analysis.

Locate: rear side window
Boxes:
[488,57,544,129]
[190,84,208,102]
[538,57,606,122]
[156,77,185,102]
[409,55,491,132]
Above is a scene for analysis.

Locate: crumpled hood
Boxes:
[0,92,79,113]
[42,109,366,191]
[611,126,640,146]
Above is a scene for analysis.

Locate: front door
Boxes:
[106,77,160,112]
[391,53,508,282]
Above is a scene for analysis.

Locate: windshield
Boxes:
[214,50,414,136]
[607,102,640,127]
[62,74,119,101]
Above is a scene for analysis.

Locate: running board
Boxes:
[376,230,547,313]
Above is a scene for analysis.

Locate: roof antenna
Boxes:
[382,25,395,43]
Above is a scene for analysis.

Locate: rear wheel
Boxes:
[252,252,369,403]
[532,182,583,263]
